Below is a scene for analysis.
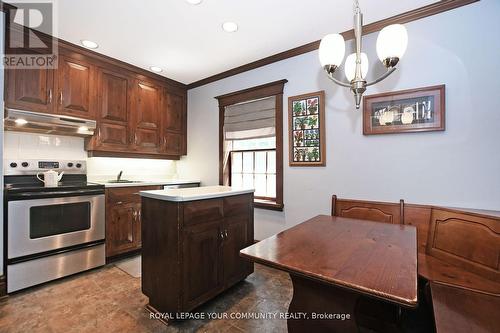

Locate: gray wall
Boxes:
[182,0,500,240]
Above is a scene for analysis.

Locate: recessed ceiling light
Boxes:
[81,40,98,49]
[186,0,203,4]
[222,22,238,33]
[149,66,163,73]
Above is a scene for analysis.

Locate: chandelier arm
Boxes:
[326,73,352,88]
[365,68,397,87]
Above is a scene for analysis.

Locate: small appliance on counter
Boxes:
[3,159,105,293]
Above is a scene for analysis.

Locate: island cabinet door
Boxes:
[106,202,140,257]
[182,220,223,310]
[222,216,253,287]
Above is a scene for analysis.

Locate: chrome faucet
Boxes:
[117,170,123,182]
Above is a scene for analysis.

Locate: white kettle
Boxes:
[36,170,64,187]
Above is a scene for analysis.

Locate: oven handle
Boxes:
[8,189,105,200]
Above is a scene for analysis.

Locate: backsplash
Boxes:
[4,132,87,160]
[86,157,177,181]
[4,131,178,180]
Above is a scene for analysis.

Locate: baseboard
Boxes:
[0,275,7,299]
[106,249,141,264]
[254,239,260,244]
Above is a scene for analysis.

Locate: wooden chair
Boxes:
[331,195,405,224]
[419,207,500,294]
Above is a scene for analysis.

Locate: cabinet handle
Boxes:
[163,137,166,148]
[138,210,141,221]
[134,133,138,144]
[48,89,52,103]
[224,230,228,239]
[116,201,123,205]
[219,231,224,241]
[59,91,63,105]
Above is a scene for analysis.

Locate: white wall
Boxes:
[178,0,500,240]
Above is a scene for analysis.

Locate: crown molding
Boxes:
[187,0,479,90]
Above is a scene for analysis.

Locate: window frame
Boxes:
[215,79,287,211]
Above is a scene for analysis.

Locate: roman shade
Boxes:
[224,96,275,140]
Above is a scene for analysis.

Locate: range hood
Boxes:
[4,108,96,137]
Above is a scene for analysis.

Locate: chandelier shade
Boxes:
[376,24,408,64]
[345,52,369,82]
[319,33,346,68]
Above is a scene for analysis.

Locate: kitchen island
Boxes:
[139,186,255,321]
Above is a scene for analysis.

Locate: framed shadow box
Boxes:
[363,85,445,135]
[288,91,325,166]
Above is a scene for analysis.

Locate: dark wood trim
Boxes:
[217,80,286,209]
[187,0,479,89]
[215,79,288,107]
[87,150,180,160]
[254,201,284,212]
[0,275,6,299]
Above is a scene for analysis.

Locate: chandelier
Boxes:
[319,0,408,109]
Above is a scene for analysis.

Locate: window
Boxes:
[216,80,287,211]
[230,137,276,200]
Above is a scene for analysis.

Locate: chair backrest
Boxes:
[426,207,500,282]
[331,195,404,224]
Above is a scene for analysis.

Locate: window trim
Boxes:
[216,79,287,211]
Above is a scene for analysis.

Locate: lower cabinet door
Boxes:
[222,216,253,286]
[182,221,222,310]
[106,202,140,257]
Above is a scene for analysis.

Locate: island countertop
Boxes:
[139,185,254,202]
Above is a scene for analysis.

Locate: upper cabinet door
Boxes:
[132,80,161,151]
[56,56,95,119]
[5,66,54,113]
[95,68,131,149]
[135,81,161,129]
[164,92,183,132]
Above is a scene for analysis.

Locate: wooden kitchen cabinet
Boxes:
[55,55,96,119]
[141,193,254,315]
[182,221,223,310]
[93,67,132,151]
[131,80,162,152]
[4,29,188,159]
[105,185,161,258]
[4,53,55,113]
[161,90,186,155]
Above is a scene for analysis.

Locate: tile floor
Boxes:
[0,263,292,333]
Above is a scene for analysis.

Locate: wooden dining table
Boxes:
[240,215,418,333]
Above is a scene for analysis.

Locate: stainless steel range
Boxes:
[4,159,105,293]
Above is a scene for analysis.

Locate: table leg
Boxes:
[287,274,360,333]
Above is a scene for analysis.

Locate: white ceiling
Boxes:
[49,0,436,84]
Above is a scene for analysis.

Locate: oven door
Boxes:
[7,193,105,259]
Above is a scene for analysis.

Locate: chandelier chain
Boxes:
[353,0,360,14]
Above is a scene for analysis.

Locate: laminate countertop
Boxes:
[89,179,200,188]
[139,185,254,202]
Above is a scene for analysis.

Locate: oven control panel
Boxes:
[4,159,87,175]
